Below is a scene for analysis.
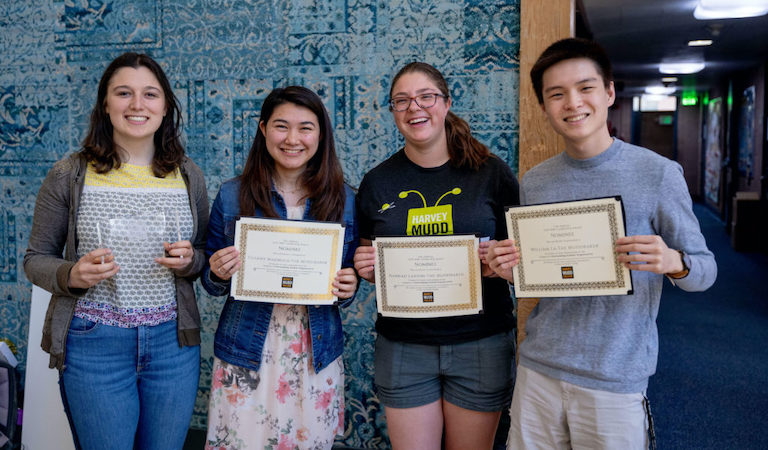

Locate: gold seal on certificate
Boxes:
[231,217,344,304]
[505,197,633,298]
[373,235,483,318]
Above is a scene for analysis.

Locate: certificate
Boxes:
[505,197,633,298]
[373,235,483,318]
[231,217,344,304]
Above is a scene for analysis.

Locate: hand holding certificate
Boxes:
[505,197,633,298]
[373,235,483,318]
[230,217,345,305]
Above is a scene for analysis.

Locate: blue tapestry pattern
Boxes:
[1,1,519,446]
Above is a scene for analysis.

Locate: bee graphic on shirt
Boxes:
[379,188,462,235]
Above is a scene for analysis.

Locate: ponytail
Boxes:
[445,111,490,170]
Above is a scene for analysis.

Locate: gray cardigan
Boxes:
[23,152,209,370]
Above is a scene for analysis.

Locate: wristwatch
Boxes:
[667,250,690,280]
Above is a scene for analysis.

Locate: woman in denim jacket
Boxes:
[202,86,358,449]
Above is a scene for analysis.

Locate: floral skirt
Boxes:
[205,305,344,450]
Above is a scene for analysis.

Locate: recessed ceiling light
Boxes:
[659,62,706,74]
[662,77,679,82]
[688,39,713,46]
[646,86,677,95]
[694,0,768,20]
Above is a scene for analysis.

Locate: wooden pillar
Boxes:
[517,0,574,351]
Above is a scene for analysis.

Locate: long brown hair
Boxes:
[80,52,185,176]
[390,62,491,170]
[238,86,345,222]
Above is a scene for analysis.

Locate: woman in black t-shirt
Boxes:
[354,62,520,449]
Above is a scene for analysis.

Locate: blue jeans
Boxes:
[59,317,200,450]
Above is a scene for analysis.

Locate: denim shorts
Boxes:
[374,331,515,412]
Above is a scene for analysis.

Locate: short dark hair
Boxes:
[81,52,185,176]
[238,86,346,222]
[530,38,613,104]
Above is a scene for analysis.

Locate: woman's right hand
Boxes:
[353,243,375,283]
[68,248,119,289]
[209,246,241,281]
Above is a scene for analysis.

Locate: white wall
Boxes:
[22,286,74,450]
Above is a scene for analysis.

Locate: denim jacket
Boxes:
[202,178,358,373]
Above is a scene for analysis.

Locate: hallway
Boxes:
[649,204,768,449]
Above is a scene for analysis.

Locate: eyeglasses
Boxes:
[389,93,447,112]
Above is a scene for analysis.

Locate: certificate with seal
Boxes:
[231,217,344,304]
[505,197,633,298]
[373,235,483,318]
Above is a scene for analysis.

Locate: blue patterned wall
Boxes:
[1,0,519,446]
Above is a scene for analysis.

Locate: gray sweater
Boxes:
[519,139,716,393]
[23,152,209,370]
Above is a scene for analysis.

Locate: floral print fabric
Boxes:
[206,304,344,450]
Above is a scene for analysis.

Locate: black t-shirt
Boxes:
[357,149,520,344]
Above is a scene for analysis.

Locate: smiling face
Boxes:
[540,57,615,159]
[390,71,452,151]
[104,66,166,153]
[259,102,320,179]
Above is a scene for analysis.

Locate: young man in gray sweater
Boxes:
[488,38,717,449]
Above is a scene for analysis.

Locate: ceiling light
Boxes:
[688,39,713,46]
[662,77,679,82]
[659,62,706,74]
[694,0,768,20]
[646,86,676,95]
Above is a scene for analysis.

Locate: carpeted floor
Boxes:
[647,203,768,449]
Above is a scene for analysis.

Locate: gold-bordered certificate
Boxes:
[505,197,633,298]
[373,235,483,318]
[231,217,344,304]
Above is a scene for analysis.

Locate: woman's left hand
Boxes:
[479,239,498,277]
[332,267,358,300]
[478,239,492,265]
[155,240,194,270]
